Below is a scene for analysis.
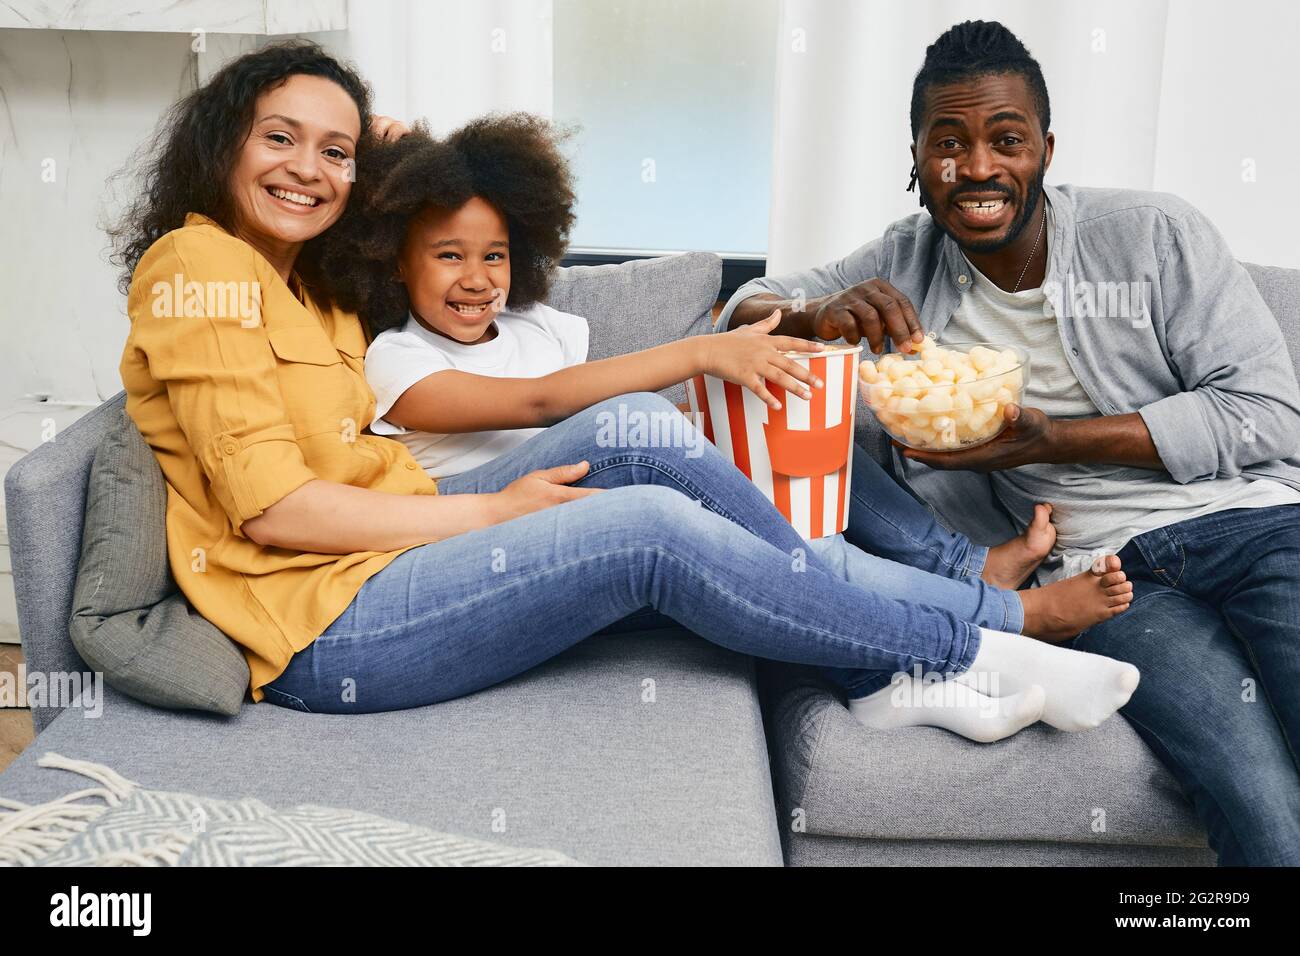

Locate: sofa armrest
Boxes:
[5,391,125,734]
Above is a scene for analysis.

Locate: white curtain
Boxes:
[199,0,554,134]
[315,0,553,134]
[766,0,1300,273]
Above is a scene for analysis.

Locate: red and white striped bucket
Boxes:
[687,345,862,539]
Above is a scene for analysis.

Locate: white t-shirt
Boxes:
[365,303,590,478]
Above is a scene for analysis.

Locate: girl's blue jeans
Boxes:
[263,391,1023,715]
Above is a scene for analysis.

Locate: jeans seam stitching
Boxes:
[585,454,840,578]
[262,685,312,713]
[585,454,763,538]
[1217,606,1300,772]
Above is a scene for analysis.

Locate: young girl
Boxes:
[321,114,1136,740]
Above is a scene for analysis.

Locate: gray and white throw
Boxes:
[0,752,583,867]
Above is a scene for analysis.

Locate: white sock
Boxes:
[849,675,1046,744]
[955,627,1140,732]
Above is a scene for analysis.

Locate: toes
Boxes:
[1090,554,1122,575]
[1099,570,1127,587]
[1104,582,1133,597]
[1089,555,1108,575]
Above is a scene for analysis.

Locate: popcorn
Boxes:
[859,335,1027,451]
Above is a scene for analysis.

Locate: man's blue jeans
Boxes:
[1068,504,1300,866]
[263,392,1021,714]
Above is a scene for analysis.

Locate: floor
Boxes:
[0,644,33,775]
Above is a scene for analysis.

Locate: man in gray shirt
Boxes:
[720,19,1300,865]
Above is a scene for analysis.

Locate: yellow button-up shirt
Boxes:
[119,213,439,702]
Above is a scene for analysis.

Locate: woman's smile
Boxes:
[263,184,325,213]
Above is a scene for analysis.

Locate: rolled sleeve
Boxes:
[209,425,318,527]
[127,233,318,533]
[715,284,776,333]
[1137,391,1218,484]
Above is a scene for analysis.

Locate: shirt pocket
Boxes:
[267,326,344,366]
[266,325,358,441]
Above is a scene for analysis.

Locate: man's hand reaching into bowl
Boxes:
[897,403,1058,472]
[807,279,926,355]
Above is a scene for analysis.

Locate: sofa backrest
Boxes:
[546,252,721,405]
[1243,263,1300,378]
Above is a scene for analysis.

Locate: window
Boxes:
[553,0,778,256]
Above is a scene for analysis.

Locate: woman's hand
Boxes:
[701,309,827,410]
[489,461,603,524]
[369,114,411,142]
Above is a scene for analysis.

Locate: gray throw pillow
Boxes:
[546,252,722,405]
[69,409,248,715]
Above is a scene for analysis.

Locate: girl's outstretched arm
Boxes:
[384,311,827,434]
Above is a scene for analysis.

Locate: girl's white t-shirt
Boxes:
[364,303,589,478]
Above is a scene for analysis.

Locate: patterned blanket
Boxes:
[0,753,583,866]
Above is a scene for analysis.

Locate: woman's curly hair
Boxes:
[107,40,372,299]
[318,112,576,338]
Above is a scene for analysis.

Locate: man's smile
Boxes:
[951,194,1014,229]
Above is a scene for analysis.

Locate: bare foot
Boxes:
[1019,554,1133,642]
[982,503,1056,589]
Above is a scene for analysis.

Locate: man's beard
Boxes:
[920,156,1047,254]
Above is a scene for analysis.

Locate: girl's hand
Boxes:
[369,114,411,142]
[703,310,826,410]
[490,461,603,524]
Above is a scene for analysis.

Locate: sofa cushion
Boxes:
[68,407,248,715]
[547,253,721,405]
[0,628,783,866]
[761,663,1211,854]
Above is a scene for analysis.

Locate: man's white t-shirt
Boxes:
[365,304,590,478]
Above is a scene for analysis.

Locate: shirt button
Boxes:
[958,275,969,284]
[1072,348,1080,356]
[222,440,237,455]
[405,461,418,470]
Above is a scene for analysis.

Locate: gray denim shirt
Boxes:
[717,183,1300,546]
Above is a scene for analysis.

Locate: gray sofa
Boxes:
[8,254,1292,866]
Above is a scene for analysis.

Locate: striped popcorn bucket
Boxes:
[686,344,862,539]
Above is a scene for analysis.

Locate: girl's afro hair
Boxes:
[319,112,576,338]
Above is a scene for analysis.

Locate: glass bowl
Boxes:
[860,342,1030,451]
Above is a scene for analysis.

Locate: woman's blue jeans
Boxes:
[263,392,1022,715]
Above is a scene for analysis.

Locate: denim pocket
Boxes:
[261,685,313,713]
[1131,528,1185,589]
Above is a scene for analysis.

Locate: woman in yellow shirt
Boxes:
[113,41,1139,740]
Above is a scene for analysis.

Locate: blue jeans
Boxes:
[263,392,1021,714]
[1067,504,1300,866]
